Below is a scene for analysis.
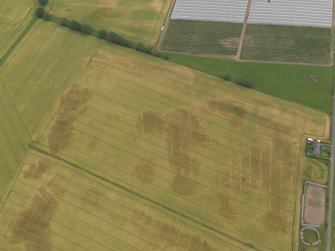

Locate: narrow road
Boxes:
[236,0,253,60]
[326,74,335,251]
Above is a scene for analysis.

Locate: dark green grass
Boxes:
[241,24,331,65]
[169,54,334,114]
[162,20,242,56]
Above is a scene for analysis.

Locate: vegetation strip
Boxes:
[35,4,169,60]
[29,144,260,251]
[0,17,37,66]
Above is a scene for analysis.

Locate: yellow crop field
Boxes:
[0,21,329,250]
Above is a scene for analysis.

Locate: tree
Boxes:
[39,0,49,6]
[42,13,51,21]
[35,7,45,18]
[97,29,107,39]
[69,20,81,31]
[60,18,69,27]
[80,24,92,35]
[107,32,132,48]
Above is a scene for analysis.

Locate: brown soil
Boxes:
[10,179,64,251]
[48,88,92,155]
[304,184,326,225]
[133,159,155,184]
[217,193,238,221]
[208,100,247,126]
[138,109,206,196]
[23,158,51,179]
[132,211,219,251]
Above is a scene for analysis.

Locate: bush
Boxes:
[97,29,107,39]
[234,79,255,88]
[42,13,51,21]
[222,74,230,81]
[107,32,132,48]
[81,24,92,35]
[60,17,69,27]
[35,7,45,18]
[69,20,81,31]
[39,0,49,6]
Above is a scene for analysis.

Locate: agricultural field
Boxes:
[0,0,36,60]
[0,21,329,250]
[47,0,171,45]
[240,24,332,65]
[168,53,334,114]
[0,21,99,137]
[162,20,243,56]
[0,81,30,201]
[0,152,244,250]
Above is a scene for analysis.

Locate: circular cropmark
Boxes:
[300,227,321,246]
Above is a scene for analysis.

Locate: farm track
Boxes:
[29,144,261,251]
[237,0,253,60]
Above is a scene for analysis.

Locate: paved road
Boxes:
[326,85,335,251]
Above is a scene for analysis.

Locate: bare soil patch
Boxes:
[304,184,326,225]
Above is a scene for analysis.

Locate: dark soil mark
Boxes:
[133,211,219,251]
[133,159,155,184]
[138,109,206,196]
[10,180,64,251]
[23,158,51,179]
[48,88,92,155]
[217,193,238,221]
[208,100,247,126]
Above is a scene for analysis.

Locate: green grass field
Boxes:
[168,54,334,114]
[0,0,36,59]
[241,24,332,65]
[0,21,329,250]
[47,0,171,45]
[162,20,242,56]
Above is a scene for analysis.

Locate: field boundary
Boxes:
[156,0,176,50]
[29,143,261,251]
[236,0,252,60]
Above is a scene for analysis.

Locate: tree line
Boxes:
[35,0,169,60]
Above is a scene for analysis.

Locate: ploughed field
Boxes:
[164,0,333,64]
[0,21,329,250]
[46,0,171,45]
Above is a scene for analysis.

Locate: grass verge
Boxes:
[168,53,334,114]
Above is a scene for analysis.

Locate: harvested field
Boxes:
[241,24,331,65]
[0,153,243,250]
[163,20,242,56]
[47,0,171,45]
[303,183,326,225]
[0,22,329,250]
